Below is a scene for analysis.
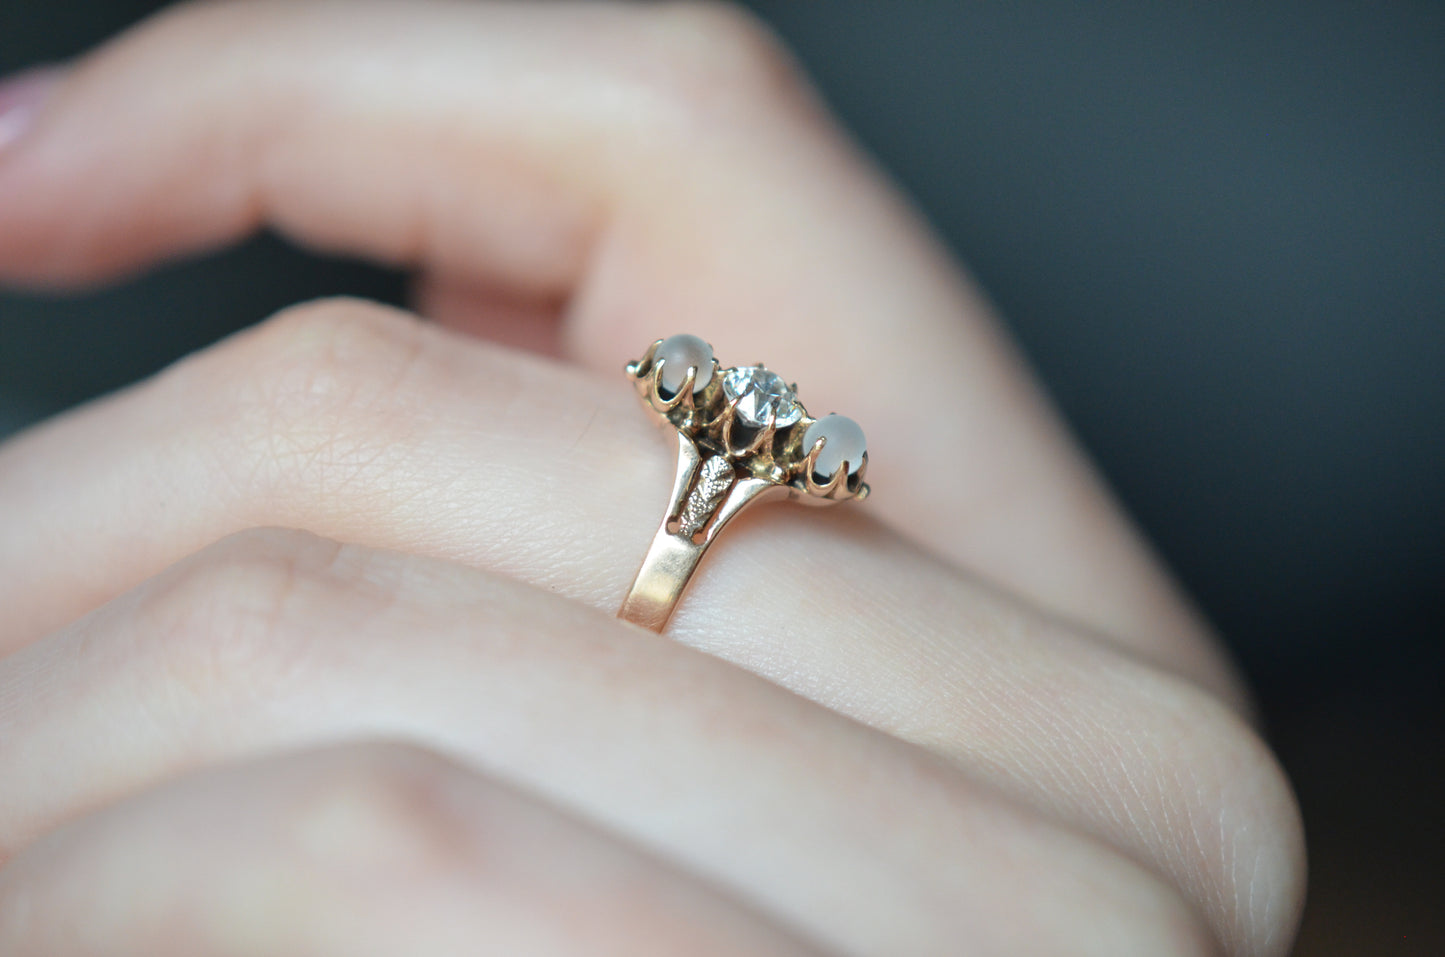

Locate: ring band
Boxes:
[618,335,869,632]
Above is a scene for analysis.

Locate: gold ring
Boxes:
[618,335,870,632]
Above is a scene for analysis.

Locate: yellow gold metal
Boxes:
[619,337,870,632]
[648,359,700,413]
[800,440,869,503]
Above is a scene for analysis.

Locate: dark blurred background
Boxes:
[2,1,1442,952]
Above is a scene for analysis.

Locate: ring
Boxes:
[618,334,870,632]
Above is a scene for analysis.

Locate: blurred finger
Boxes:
[0,742,826,957]
[0,0,1209,654]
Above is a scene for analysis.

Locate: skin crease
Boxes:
[0,2,1304,956]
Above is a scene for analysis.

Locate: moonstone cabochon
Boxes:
[655,334,714,394]
[803,414,867,477]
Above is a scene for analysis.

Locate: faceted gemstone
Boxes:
[655,334,714,394]
[722,366,803,428]
[803,414,866,477]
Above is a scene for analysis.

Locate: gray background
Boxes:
[2,1,1442,952]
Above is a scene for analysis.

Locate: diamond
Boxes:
[722,366,803,428]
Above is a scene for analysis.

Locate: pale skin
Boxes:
[0,2,1305,955]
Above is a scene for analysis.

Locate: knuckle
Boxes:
[110,1,274,72]
[636,1,819,127]
[286,743,472,874]
[1074,674,1304,955]
[245,296,427,407]
[135,0,293,40]
[131,529,348,709]
[209,297,429,496]
[939,652,1304,953]
[1169,695,1306,950]
[915,745,1227,957]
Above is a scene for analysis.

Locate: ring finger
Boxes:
[0,307,1296,950]
[0,299,1242,701]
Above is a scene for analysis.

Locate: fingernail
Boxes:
[0,66,65,155]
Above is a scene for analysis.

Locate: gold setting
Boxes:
[618,337,869,632]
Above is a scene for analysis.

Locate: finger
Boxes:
[0,530,1289,957]
[0,298,1240,699]
[0,301,1292,944]
[0,0,1209,654]
[0,743,826,957]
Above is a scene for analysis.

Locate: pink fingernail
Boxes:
[0,66,65,155]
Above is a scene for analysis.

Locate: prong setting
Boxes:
[625,336,869,505]
[620,335,870,632]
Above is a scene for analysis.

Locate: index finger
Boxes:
[0,0,1215,666]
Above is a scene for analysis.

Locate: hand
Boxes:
[0,2,1303,955]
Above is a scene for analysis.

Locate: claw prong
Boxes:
[677,364,699,411]
[805,437,853,497]
[802,436,827,493]
[629,339,663,378]
[746,407,779,455]
[852,451,869,490]
[719,395,741,450]
[804,435,826,467]
[657,359,687,412]
[824,464,848,496]
[650,359,676,410]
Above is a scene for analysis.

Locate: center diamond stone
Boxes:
[722,366,803,428]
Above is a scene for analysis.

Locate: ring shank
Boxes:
[619,344,867,634]
[617,526,707,632]
[617,430,787,633]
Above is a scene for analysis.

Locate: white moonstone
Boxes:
[655,334,713,394]
[804,414,866,478]
[722,366,804,428]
